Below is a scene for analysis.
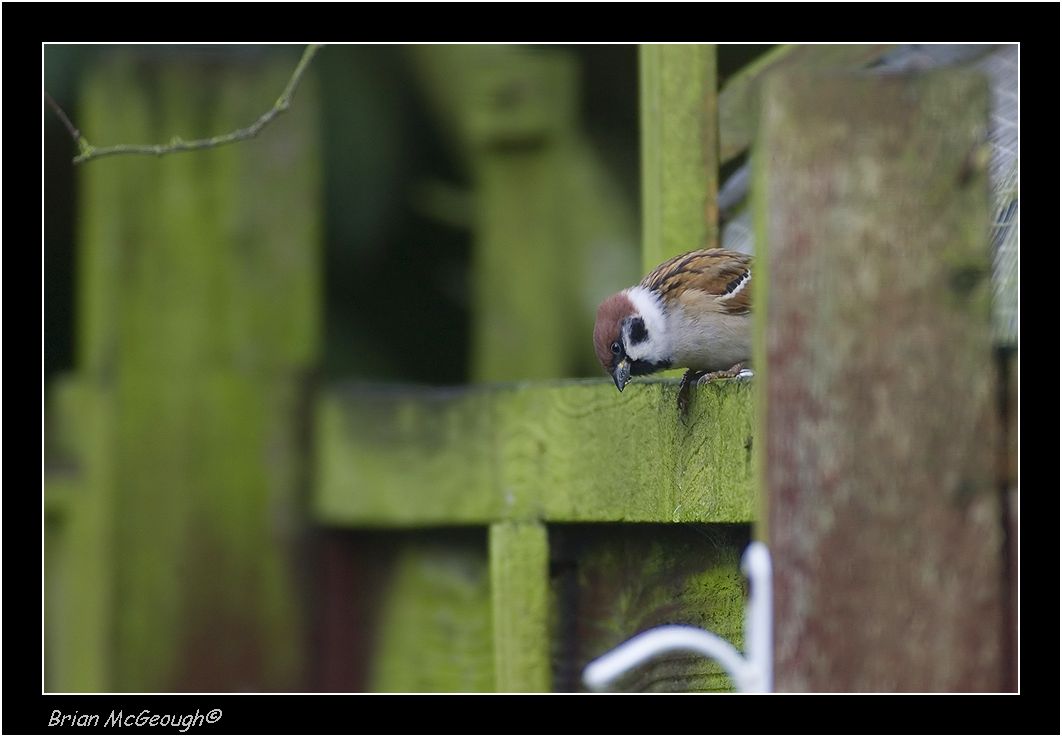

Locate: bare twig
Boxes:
[44,44,322,165]
[44,90,81,141]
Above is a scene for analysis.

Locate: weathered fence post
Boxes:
[490,522,550,692]
[469,51,579,383]
[46,50,321,691]
[639,44,718,269]
[466,50,582,693]
[754,70,1004,690]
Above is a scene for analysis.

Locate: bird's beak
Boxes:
[612,359,631,392]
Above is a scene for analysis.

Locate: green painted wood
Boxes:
[550,524,749,692]
[718,44,894,164]
[314,379,754,527]
[315,384,499,525]
[757,70,1003,691]
[490,522,550,692]
[408,45,641,379]
[62,51,321,691]
[369,532,494,692]
[44,376,115,692]
[640,44,718,271]
[468,50,581,382]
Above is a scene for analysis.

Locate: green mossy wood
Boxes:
[315,380,754,526]
[44,52,321,691]
[369,534,494,692]
[313,45,751,693]
[44,379,115,691]
[45,46,1016,696]
[470,51,579,382]
[47,46,753,695]
[756,71,1004,691]
[640,44,718,269]
[491,522,551,692]
[408,46,640,381]
[550,524,749,692]
[314,378,754,693]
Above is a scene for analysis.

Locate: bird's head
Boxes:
[593,288,672,392]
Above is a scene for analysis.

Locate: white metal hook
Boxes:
[582,541,773,693]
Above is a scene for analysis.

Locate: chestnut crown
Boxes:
[593,292,635,372]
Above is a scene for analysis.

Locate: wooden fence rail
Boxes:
[44,45,1014,695]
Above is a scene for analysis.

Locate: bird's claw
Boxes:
[695,363,752,386]
[678,365,753,420]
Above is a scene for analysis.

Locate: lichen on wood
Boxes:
[756,69,1003,691]
[314,378,755,527]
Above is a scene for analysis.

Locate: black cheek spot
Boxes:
[628,317,648,345]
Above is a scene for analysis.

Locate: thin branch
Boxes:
[44,90,81,141]
[45,44,322,166]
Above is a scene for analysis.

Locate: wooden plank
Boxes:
[314,384,500,525]
[408,46,641,380]
[640,44,718,271]
[43,376,115,691]
[490,522,550,692]
[469,50,580,382]
[368,531,494,692]
[718,44,894,164]
[757,70,1002,691]
[68,51,321,691]
[314,378,754,527]
[550,524,749,692]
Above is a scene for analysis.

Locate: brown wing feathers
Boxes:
[641,249,752,314]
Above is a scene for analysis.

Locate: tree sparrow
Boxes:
[593,248,752,410]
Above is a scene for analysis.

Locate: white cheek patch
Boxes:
[622,286,671,362]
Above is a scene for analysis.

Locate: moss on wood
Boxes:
[315,378,755,527]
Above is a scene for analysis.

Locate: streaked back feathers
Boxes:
[641,248,752,316]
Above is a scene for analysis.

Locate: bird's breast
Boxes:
[667,308,751,372]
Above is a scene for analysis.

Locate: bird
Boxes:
[593,248,752,412]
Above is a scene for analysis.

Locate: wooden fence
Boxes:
[43,44,1016,693]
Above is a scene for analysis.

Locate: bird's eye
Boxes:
[610,341,621,355]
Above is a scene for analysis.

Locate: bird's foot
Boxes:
[695,362,752,386]
[677,369,708,420]
[679,364,753,421]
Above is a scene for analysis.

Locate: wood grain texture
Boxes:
[640,44,718,271]
[490,522,550,692]
[757,70,1003,691]
[61,52,321,691]
[314,378,754,526]
[550,524,750,692]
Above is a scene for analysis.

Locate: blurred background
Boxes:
[43,43,774,693]
[43,44,1016,694]
[44,44,775,392]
